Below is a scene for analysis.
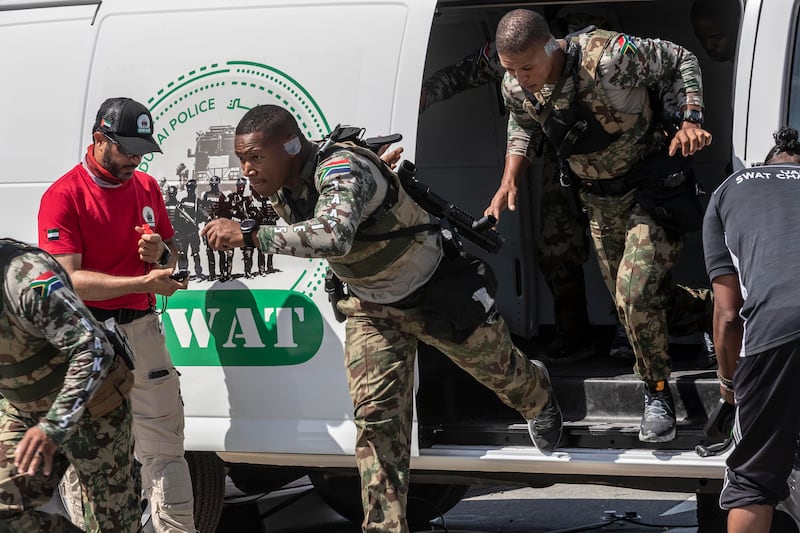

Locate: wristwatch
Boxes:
[678,108,704,125]
[240,218,260,248]
[157,245,172,267]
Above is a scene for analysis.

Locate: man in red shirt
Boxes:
[38,97,195,532]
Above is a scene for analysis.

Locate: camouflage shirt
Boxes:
[0,243,115,444]
[503,31,704,165]
[421,41,505,112]
[260,144,441,303]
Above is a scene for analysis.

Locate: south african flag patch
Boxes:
[617,35,638,56]
[319,158,351,181]
[30,271,64,298]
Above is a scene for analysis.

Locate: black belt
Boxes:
[88,307,153,325]
[580,176,633,197]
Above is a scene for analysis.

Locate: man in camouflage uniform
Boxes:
[420,8,632,362]
[486,9,714,442]
[0,239,139,532]
[202,104,563,533]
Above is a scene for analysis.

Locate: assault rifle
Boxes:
[396,160,504,253]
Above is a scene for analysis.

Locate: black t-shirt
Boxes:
[703,163,800,356]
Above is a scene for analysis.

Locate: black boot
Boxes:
[639,380,676,443]
[542,332,594,364]
[609,322,634,360]
[527,360,563,453]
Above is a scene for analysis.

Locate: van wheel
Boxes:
[228,464,304,495]
[186,451,225,533]
[309,472,469,528]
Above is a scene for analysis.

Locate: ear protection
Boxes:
[284,136,301,155]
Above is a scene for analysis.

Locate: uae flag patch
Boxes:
[30,271,64,298]
[47,228,60,241]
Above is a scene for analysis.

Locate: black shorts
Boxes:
[720,340,800,509]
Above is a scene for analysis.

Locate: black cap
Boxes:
[93,97,162,156]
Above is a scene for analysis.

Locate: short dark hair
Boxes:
[496,9,552,56]
[236,104,300,140]
[765,127,800,164]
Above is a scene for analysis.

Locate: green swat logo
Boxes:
[161,289,323,366]
[145,60,332,367]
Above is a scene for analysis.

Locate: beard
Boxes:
[101,150,137,181]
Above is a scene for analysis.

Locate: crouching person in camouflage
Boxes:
[202,104,563,533]
[0,239,139,533]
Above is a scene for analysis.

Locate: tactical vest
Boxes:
[0,240,68,408]
[524,30,658,180]
[272,142,434,282]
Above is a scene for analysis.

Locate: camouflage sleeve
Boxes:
[501,73,544,161]
[600,34,704,109]
[7,253,115,444]
[255,150,380,258]
[421,41,505,112]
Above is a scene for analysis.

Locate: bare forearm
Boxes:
[713,310,742,379]
[69,269,154,301]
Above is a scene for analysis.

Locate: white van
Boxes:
[2,0,798,531]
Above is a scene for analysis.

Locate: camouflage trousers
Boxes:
[0,398,139,533]
[580,189,712,382]
[537,151,592,336]
[61,313,195,533]
[338,295,550,533]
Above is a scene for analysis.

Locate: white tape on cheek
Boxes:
[284,136,301,155]
[544,36,560,56]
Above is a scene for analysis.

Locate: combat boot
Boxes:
[697,332,717,369]
[542,334,594,364]
[609,322,634,360]
[527,360,563,453]
[639,380,676,443]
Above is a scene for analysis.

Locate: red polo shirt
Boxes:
[38,162,174,310]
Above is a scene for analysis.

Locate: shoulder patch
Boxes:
[29,271,64,298]
[617,35,638,56]
[319,158,351,181]
[47,228,60,241]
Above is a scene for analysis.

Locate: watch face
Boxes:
[240,219,257,233]
[684,110,704,123]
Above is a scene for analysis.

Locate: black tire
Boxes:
[309,472,469,528]
[186,451,225,533]
[228,465,304,495]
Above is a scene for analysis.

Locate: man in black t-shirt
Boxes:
[703,127,800,533]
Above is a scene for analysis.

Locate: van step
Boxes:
[417,330,724,451]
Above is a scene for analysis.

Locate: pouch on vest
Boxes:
[86,357,134,418]
[422,254,499,343]
[629,151,705,235]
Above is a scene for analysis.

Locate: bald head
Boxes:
[496,9,552,56]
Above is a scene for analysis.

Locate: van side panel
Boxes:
[0,5,97,244]
[83,0,436,455]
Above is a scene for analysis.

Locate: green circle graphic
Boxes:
[144,60,331,298]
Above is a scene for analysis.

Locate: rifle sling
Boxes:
[355,223,440,241]
[0,362,69,403]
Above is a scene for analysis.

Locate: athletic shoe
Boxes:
[639,380,676,443]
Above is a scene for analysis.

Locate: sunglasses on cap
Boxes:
[101,132,138,158]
